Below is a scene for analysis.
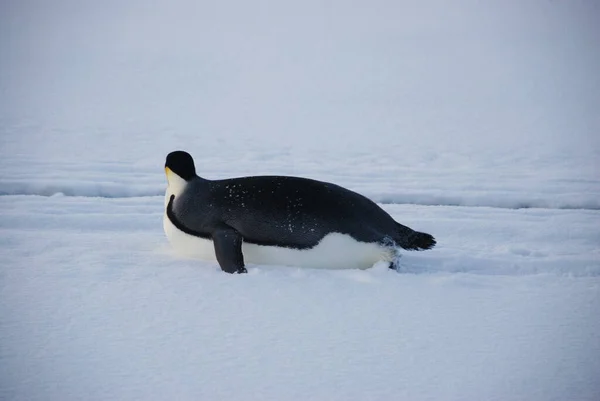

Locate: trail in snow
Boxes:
[1,195,598,277]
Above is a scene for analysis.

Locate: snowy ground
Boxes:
[1,1,600,400]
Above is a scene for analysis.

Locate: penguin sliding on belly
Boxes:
[163,150,436,274]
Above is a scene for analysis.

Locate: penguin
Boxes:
[163,150,435,274]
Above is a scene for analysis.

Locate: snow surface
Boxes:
[1,1,600,400]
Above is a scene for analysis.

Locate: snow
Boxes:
[1,0,600,400]
[2,196,599,401]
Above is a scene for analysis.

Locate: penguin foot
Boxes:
[388,253,402,272]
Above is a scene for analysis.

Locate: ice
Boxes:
[1,0,599,400]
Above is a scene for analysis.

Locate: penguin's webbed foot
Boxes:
[388,252,402,272]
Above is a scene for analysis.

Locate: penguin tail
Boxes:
[396,223,436,251]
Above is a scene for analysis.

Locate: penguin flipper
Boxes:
[212,226,247,274]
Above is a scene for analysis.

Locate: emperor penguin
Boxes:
[163,151,436,273]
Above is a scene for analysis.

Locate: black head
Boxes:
[165,151,196,181]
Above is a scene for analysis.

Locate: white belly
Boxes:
[163,212,393,270]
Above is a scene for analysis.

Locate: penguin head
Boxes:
[165,151,196,192]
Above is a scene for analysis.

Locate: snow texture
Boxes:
[1,1,599,400]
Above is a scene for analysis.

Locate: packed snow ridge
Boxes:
[1,179,599,211]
